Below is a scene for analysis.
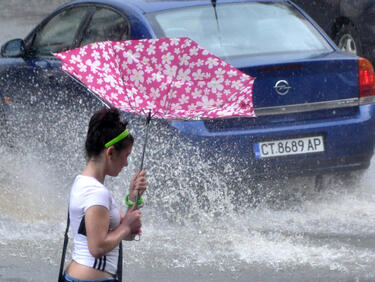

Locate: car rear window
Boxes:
[147,2,333,59]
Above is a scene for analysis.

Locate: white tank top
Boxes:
[69,175,121,275]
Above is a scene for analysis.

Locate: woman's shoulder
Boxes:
[70,175,112,207]
[70,175,111,206]
[72,175,107,193]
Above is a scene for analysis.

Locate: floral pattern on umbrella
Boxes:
[54,37,255,120]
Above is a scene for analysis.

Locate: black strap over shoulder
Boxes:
[58,209,123,282]
[117,242,123,281]
[78,216,87,236]
[58,210,70,282]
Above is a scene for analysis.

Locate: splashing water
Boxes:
[1,2,375,280]
[1,112,375,281]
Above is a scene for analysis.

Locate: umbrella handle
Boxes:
[134,229,142,241]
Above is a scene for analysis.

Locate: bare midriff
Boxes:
[66,261,115,280]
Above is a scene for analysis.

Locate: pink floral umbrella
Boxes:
[54,37,255,120]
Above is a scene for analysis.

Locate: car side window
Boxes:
[31,6,89,56]
[80,7,130,47]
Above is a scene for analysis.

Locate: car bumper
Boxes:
[169,104,375,177]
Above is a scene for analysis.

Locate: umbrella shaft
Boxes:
[135,125,149,208]
[139,117,151,171]
[136,111,152,209]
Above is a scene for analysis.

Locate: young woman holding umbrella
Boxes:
[62,107,147,281]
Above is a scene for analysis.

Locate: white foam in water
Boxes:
[2,134,375,278]
[1,2,375,279]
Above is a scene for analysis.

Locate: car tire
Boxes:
[334,23,363,56]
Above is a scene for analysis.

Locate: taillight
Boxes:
[358,57,375,98]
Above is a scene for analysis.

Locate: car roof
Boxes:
[65,0,288,14]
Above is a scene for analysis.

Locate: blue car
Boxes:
[1,0,375,181]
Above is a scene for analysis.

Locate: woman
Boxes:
[63,107,147,281]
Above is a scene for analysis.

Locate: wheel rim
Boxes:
[337,33,357,54]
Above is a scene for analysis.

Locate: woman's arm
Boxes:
[85,205,141,258]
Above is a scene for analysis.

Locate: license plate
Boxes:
[254,136,324,158]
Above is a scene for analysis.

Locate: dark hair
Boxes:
[85,107,134,158]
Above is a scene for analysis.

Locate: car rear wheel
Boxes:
[334,23,362,55]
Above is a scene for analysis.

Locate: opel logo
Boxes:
[274,80,291,95]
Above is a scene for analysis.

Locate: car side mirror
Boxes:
[1,39,26,58]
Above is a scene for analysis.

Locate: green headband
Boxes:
[105,129,130,148]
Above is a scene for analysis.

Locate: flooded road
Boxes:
[1,1,375,281]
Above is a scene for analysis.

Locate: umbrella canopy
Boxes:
[54,37,255,120]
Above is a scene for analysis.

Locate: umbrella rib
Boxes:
[63,72,111,109]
